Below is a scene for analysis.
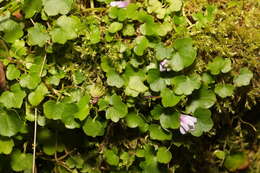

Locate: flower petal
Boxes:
[179,114,197,134]
[181,122,190,132]
[180,126,187,134]
[110,1,129,8]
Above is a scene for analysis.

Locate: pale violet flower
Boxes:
[159,59,170,72]
[110,0,130,8]
[179,114,197,134]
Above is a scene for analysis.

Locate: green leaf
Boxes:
[147,0,165,19]
[213,150,226,160]
[172,74,201,95]
[156,22,172,36]
[155,44,173,60]
[23,0,42,18]
[161,87,181,107]
[224,152,249,172]
[126,4,139,19]
[27,23,50,47]
[125,112,144,128]
[147,69,166,92]
[125,76,148,97]
[106,71,124,88]
[233,67,253,87]
[186,87,216,113]
[0,84,26,109]
[20,74,41,89]
[108,22,123,33]
[0,137,14,154]
[37,128,65,155]
[43,101,78,121]
[140,155,160,173]
[123,24,135,36]
[191,108,213,137]
[89,25,101,44]
[109,7,127,21]
[149,124,172,141]
[214,84,234,98]
[104,149,119,166]
[106,95,128,122]
[106,107,126,123]
[0,109,22,137]
[151,105,163,120]
[134,36,149,56]
[59,103,79,129]
[75,95,90,121]
[66,155,84,169]
[156,147,172,164]
[28,83,49,106]
[160,111,180,129]
[192,5,216,28]
[73,71,86,85]
[207,57,232,75]
[168,38,196,71]
[6,64,20,80]
[98,98,109,111]
[11,150,33,171]
[0,20,24,43]
[83,117,105,137]
[167,0,182,12]
[9,40,27,59]
[43,0,73,16]
[202,73,215,85]
[50,15,83,44]
[139,22,158,36]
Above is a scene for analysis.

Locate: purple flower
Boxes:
[179,114,197,134]
[110,1,130,8]
[159,59,170,72]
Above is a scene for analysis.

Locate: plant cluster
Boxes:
[0,0,259,172]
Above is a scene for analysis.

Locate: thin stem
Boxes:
[238,117,257,132]
[90,0,94,8]
[32,54,46,173]
[40,54,47,77]
[32,108,38,173]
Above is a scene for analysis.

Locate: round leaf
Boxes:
[125,112,144,128]
[83,117,105,137]
[224,152,249,172]
[104,149,119,166]
[186,87,216,113]
[207,57,232,75]
[28,83,49,106]
[149,124,172,141]
[6,64,20,80]
[27,23,50,47]
[107,71,124,88]
[11,150,33,171]
[125,76,148,97]
[160,111,180,129]
[0,84,26,109]
[172,75,201,95]
[161,87,181,107]
[43,0,73,16]
[23,0,42,18]
[191,108,213,137]
[233,67,253,87]
[156,147,172,164]
[0,110,22,137]
[169,38,196,71]
[214,84,234,98]
[0,137,14,154]
[108,22,123,33]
